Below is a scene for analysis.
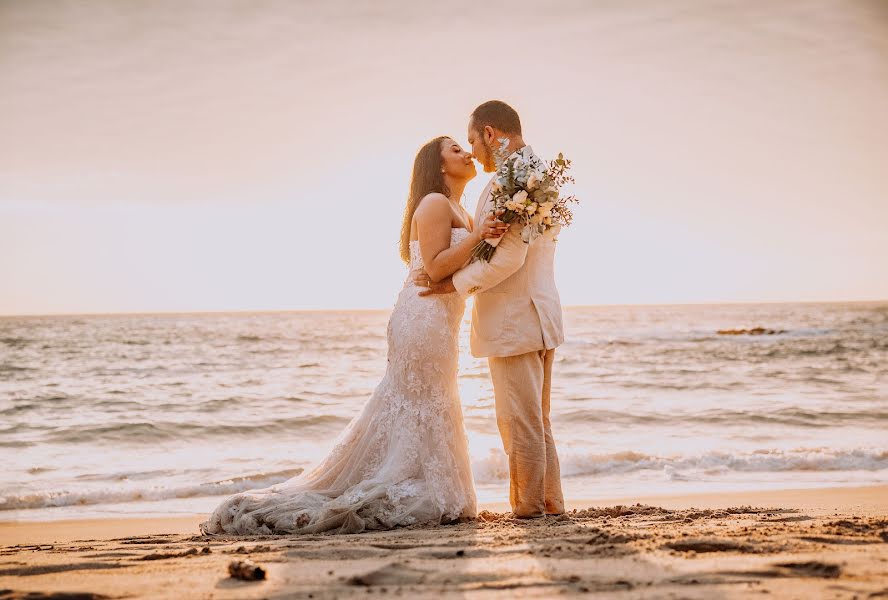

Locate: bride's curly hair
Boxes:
[399,137,451,263]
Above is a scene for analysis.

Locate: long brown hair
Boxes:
[399,136,451,263]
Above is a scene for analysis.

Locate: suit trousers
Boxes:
[488,348,565,517]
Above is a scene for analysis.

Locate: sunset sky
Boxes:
[2,0,886,315]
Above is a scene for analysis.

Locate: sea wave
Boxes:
[0,468,304,511]
[0,337,32,348]
[554,407,888,428]
[36,415,350,444]
[470,447,888,483]
[4,448,887,512]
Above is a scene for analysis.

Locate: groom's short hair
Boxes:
[470,100,522,136]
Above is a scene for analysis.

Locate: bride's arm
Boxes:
[413,194,482,283]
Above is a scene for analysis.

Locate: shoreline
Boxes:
[3,483,885,545]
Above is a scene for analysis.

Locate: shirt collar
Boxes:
[506,144,533,161]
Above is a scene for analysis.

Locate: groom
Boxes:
[415,100,565,518]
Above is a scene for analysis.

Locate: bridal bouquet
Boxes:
[470,138,578,262]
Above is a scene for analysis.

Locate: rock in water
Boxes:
[228,559,266,581]
[717,327,786,335]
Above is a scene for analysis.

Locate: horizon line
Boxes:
[1,298,885,319]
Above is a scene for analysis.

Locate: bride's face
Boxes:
[440,138,476,181]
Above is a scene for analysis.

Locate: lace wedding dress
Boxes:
[199,228,478,535]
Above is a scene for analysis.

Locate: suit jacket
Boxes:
[452,146,565,358]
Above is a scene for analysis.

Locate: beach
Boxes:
[2,304,886,597]
[2,484,887,599]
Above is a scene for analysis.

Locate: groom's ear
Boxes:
[483,125,496,145]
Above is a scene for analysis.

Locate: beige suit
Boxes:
[452,150,565,516]
[452,177,565,359]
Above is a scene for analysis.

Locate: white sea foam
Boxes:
[7,446,886,512]
[470,447,888,484]
[0,468,303,511]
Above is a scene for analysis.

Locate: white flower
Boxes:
[527,173,539,191]
[512,190,528,204]
[504,199,519,212]
[525,201,538,215]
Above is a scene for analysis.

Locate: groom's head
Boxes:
[468,100,522,173]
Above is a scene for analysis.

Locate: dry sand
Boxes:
[1,485,887,599]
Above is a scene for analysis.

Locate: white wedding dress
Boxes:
[199,228,478,535]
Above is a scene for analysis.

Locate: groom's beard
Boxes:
[482,142,496,172]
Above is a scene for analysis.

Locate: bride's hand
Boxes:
[479,211,509,240]
[410,267,432,288]
[418,277,456,296]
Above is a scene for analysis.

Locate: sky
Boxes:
[1,0,887,315]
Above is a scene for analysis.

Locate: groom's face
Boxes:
[467,120,496,173]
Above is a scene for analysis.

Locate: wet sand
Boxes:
[2,485,887,599]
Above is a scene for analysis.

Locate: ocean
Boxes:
[1,301,886,521]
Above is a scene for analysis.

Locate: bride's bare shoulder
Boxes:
[413,193,451,220]
[415,192,449,209]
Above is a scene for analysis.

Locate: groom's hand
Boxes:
[418,277,456,296]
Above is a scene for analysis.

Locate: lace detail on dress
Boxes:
[198,228,477,536]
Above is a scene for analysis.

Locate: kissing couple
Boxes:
[200,100,566,536]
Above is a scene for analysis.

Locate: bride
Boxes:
[199,136,508,535]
